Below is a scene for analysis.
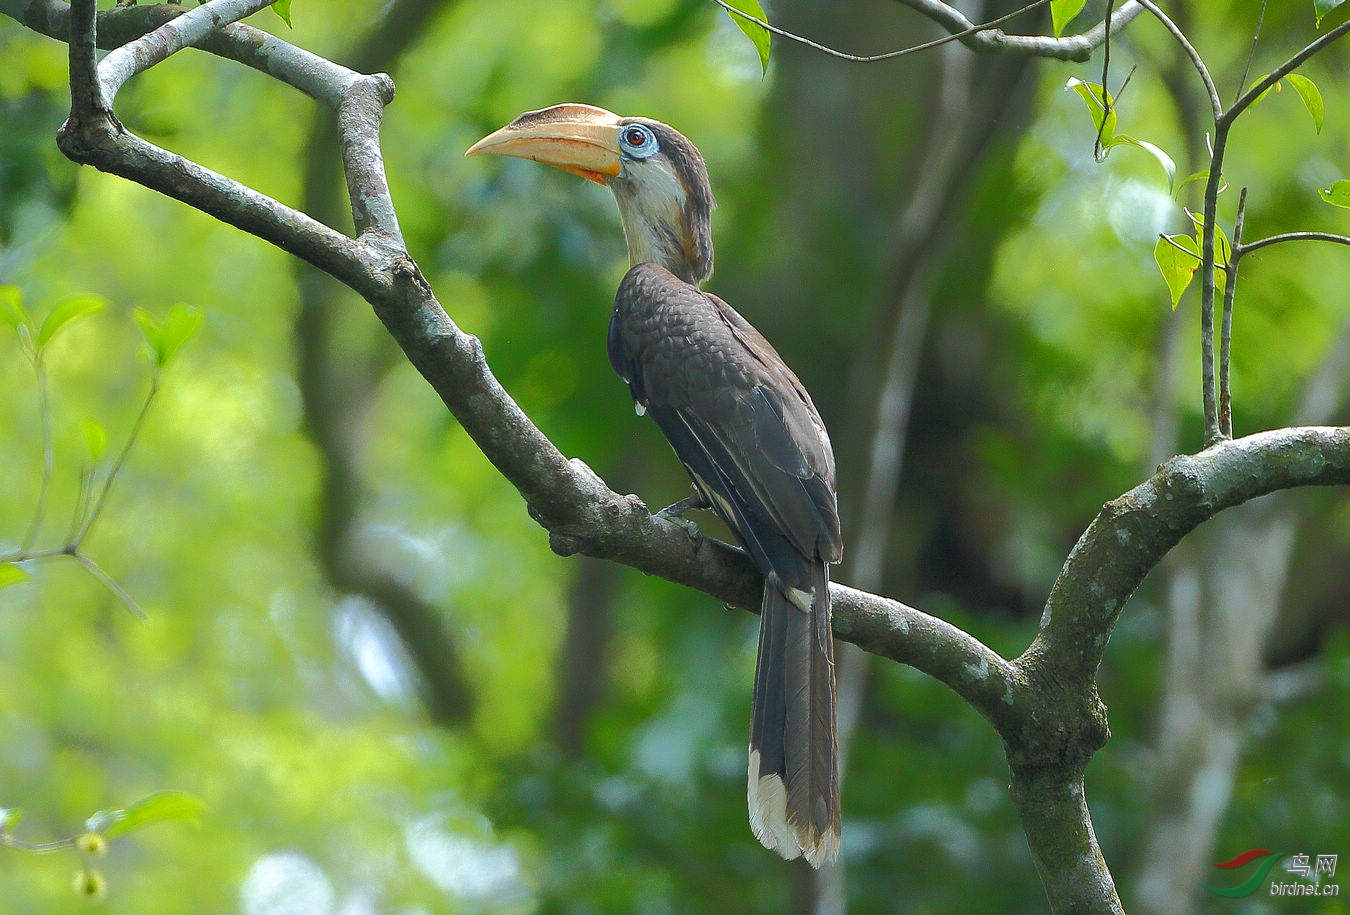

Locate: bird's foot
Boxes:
[655,493,708,541]
[656,490,709,519]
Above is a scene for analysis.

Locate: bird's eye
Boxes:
[619,124,658,158]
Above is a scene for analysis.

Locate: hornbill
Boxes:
[468,104,842,867]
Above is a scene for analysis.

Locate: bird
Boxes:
[468,104,843,867]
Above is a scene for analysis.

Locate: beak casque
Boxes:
[466,103,624,185]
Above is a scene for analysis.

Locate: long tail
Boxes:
[747,562,840,868]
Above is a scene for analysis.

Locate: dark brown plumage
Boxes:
[469,105,842,866]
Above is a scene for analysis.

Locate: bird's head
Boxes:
[467,104,714,286]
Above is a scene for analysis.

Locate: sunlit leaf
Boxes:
[1314,0,1347,25]
[1319,179,1350,207]
[99,792,206,840]
[720,0,771,74]
[1155,233,1200,308]
[270,0,292,27]
[158,305,204,367]
[0,285,29,330]
[36,293,106,350]
[83,418,108,462]
[0,563,29,591]
[1066,77,1117,145]
[1184,210,1233,266]
[1283,74,1324,133]
[1106,135,1177,190]
[1051,0,1087,37]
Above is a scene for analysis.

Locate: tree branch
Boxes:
[1025,426,1350,690]
[1219,187,1247,438]
[1234,231,1350,258]
[11,0,1350,788]
[10,6,1350,910]
[713,0,1143,64]
[892,0,1144,61]
[293,0,471,725]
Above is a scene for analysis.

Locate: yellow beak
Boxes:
[466,103,624,185]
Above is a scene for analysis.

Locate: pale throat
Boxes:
[609,158,703,286]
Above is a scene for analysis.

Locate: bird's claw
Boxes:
[656,509,702,542]
[655,495,707,541]
[655,490,709,519]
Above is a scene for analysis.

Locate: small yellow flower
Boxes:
[72,867,108,900]
[76,832,108,857]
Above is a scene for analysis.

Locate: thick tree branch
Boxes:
[10,7,1350,911]
[95,0,274,101]
[294,0,471,724]
[1025,426,1350,690]
[11,0,1350,782]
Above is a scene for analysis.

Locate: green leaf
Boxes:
[1284,73,1324,133]
[1155,233,1200,308]
[0,285,29,330]
[721,0,771,74]
[83,418,108,462]
[1066,77,1117,145]
[98,792,206,840]
[1106,135,1177,190]
[0,563,29,591]
[1051,0,1087,37]
[1248,73,1277,108]
[158,304,204,367]
[36,294,106,350]
[1184,209,1233,265]
[0,807,23,831]
[270,0,292,27]
[1177,174,1209,198]
[135,304,203,368]
[1319,178,1350,207]
[1315,0,1347,25]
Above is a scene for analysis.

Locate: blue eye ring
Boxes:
[619,124,658,159]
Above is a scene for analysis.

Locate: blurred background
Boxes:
[1,0,1348,911]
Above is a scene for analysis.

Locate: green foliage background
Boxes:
[1,0,1348,911]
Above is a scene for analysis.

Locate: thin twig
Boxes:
[1133,0,1222,120]
[0,832,77,854]
[1219,187,1247,439]
[713,0,1053,63]
[1094,0,1116,158]
[1155,233,1193,257]
[20,357,54,554]
[1227,18,1350,126]
[1198,160,1223,444]
[74,375,158,546]
[73,551,146,619]
[66,463,96,545]
[1234,231,1350,257]
[1234,0,1268,104]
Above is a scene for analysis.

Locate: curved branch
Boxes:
[893,0,1144,61]
[1235,231,1350,258]
[1226,17,1350,127]
[712,0,1143,64]
[1133,0,1221,120]
[96,0,276,102]
[1025,426,1350,689]
[294,0,471,724]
